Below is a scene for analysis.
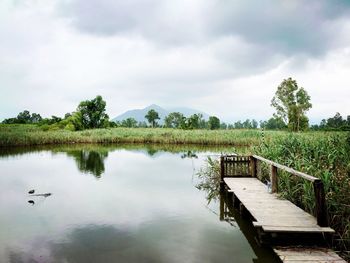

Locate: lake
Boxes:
[0,144,279,263]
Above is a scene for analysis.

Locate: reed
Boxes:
[0,124,285,147]
[254,132,350,257]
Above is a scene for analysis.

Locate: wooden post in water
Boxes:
[271,165,278,193]
[220,156,225,191]
[314,179,328,227]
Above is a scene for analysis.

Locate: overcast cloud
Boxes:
[1,0,350,122]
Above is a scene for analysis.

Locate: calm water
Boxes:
[0,144,279,263]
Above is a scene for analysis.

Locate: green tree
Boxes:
[260,116,287,130]
[271,78,312,131]
[251,119,258,129]
[30,113,42,123]
[184,114,202,129]
[77,95,109,129]
[164,112,185,128]
[234,121,243,129]
[145,109,160,128]
[17,110,31,123]
[121,118,138,128]
[208,116,220,130]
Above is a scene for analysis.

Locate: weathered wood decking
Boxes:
[224,177,334,234]
[220,155,346,263]
[273,247,346,263]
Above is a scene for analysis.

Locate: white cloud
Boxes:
[0,0,350,122]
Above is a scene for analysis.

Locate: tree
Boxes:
[30,113,42,123]
[234,121,243,129]
[17,110,31,123]
[145,109,160,128]
[184,114,202,129]
[251,119,258,129]
[271,78,312,131]
[260,116,287,130]
[77,95,109,129]
[208,116,220,130]
[121,118,138,128]
[164,112,185,128]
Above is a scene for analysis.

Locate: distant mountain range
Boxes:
[112,104,210,124]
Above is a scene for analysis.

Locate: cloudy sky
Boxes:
[1,0,350,123]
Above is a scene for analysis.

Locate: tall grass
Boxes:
[0,124,285,147]
[254,133,350,258]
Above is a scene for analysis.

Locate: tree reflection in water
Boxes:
[196,157,221,204]
[66,150,108,178]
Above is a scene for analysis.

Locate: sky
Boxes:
[1,0,350,123]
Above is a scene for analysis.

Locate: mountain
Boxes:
[112,104,210,124]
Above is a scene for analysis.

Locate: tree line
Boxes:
[2,78,348,132]
[2,95,110,131]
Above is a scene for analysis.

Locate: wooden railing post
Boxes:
[271,165,278,193]
[250,156,257,177]
[314,179,328,227]
[220,156,225,191]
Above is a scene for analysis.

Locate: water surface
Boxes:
[0,144,279,263]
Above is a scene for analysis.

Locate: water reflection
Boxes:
[219,192,280,263]
[181,151,198,159]
[196,157,221,204]
[0,144,281,263]
[66,150,108,178]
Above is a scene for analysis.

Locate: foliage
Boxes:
[2,110,42,124]
[254,133,350,254]
[0,125,286,147]
[145,109,160,128]
[208,116,220,130]
[271,77,312,131]
[231,119,259,129]
[77,95,109,129]
[312,112,350,131]
[164,112,185,128]
[121,118,138,128]
[260,116,287,130]
[196,157,221,204]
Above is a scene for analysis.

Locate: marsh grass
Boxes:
[254,133,350,259]
[0,124,285,147]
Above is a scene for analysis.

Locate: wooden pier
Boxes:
[220,155,346,263]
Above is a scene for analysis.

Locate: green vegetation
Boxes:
[311,112,350,131]
[208,116,220,130]
[145,109,160,127]
[0,124,287,147]
[255,133,350,259]
[271,77,312,131]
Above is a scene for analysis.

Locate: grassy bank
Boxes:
[0,124,286,147]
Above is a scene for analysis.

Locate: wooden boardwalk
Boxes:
[224,177,334,234]
[220,155,346,263]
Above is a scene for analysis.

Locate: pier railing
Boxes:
[220,155,328,227]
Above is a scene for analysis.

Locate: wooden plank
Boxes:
[223,177,335,234]
[273,247,346,263]
[256,225,335,233]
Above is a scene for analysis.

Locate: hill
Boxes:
[112,104,210,124]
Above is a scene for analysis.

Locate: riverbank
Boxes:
[0,124,275,146]
[1,124,346,147]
